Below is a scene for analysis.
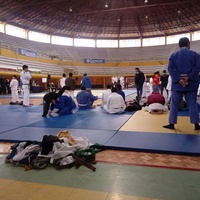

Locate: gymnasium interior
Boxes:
[0,1,200,200]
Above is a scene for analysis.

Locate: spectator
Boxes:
[135,68,145,102]
[160,70,169,96]
[60,73,66,88]
[152,71,160,92]
[65,72,76,99]
[81,73,92,93]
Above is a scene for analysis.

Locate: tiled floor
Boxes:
[1,93,200,200]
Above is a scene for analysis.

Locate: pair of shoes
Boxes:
[42,115,46,117]
[23,105,32,107]
[163,124,175,130]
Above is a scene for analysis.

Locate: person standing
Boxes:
[81,73,92,93]
[163,37,200,130]
[65,72,76,99]
[10,75,19,104]
[160,70,169,96]
[60,73,66,88]
[134,68,145,101]
[152,71,160,92]
[20,65,32,107]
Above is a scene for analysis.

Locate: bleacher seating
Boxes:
[1,32,200,75]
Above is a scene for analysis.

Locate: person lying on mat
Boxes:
[145,90,168,114]
[42,86,70,117]
[51,94,76,115]
[76,85,98,109]
[103,86,126,114]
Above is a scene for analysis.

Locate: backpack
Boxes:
[126,101,142,111]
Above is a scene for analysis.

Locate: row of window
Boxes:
[1,22,200,48]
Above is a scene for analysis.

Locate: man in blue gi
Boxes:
[81,73,92,93]
[163,37,200,130]
[77,85,98,109]
[54,95,76,115]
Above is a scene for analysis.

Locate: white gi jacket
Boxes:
[103,92,126,114]
[101,89,112,107]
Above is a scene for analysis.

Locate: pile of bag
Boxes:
[5,130,104,171]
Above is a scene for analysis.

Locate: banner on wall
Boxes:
[18,48,38,58]
[84,58,105,64]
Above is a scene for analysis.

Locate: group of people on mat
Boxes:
[14,37,200,130]
[42,82,128,117]
[134,37,200,130]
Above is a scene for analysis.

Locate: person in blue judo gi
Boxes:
[53,94,76,115]
[42,86,69,117]
[163,37,200,130]
[76,85,98,109]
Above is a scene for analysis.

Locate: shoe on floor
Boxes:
[163,124,175,130]
[195,124,200,130]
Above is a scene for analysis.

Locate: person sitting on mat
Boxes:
[103,86,126,114]
[145,90,168,114]
[76,85,98,109]
[116,83,125,102]
[101,83,112,107]
[42,86,70,117]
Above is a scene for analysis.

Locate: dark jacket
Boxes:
[135,71,145,86]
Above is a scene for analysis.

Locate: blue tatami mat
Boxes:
[0,126,21,134]
[69,113,132,130]
[27,114,95,128]
[105,131,200,156]
[0,127,117,144]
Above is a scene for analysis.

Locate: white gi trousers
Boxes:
[22,85,30,106]
[11,88,18,102]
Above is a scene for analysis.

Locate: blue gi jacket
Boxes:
[168,47,200,91]
[77,90,98,108]
[81,76,92,89]
[55,95,76,115]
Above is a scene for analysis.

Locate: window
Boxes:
[74,38,95,47]
[97,39,118,48]
[52,35,73,46]
[192,31,200,41]
[143,37,165,46]
[167,33,190,44]
[119,39,140,47]
[29,31,50,43]
[6,24,25,38]
[0,22,5,33]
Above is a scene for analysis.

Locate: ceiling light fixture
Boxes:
[69,8,72,12]
[105,3,108,8]
[144,0,148,3]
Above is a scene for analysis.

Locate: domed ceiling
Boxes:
[0,0,200,39]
